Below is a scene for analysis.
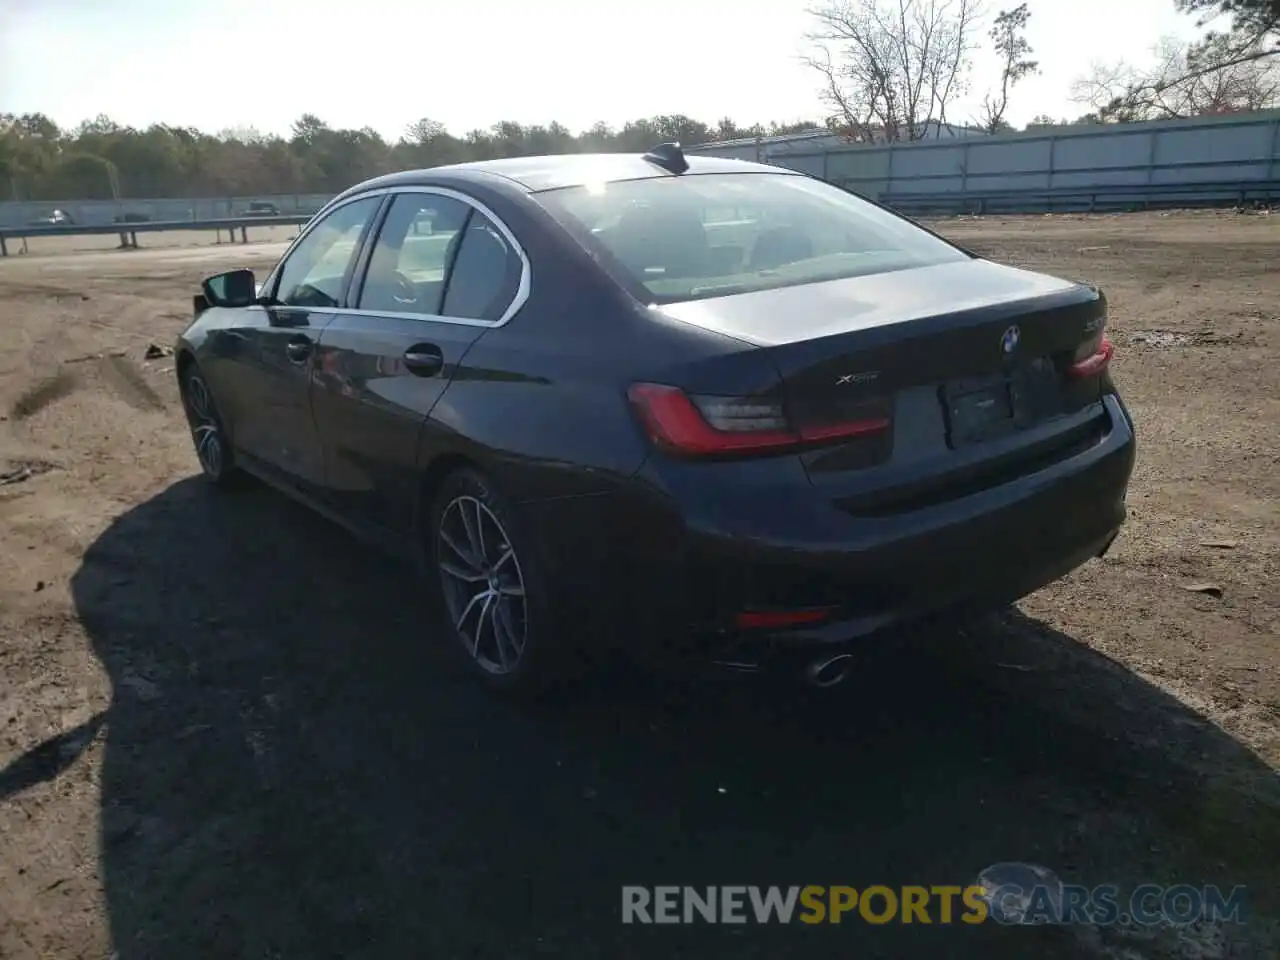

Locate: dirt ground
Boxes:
[0,211,1277,959]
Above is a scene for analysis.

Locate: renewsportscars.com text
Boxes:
[621,884,1248,926]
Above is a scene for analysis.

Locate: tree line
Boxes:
[3,0,1272,202]
[0,113,824,202]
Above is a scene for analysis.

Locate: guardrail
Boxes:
[0,214,314,257]
[876,179,1280,216]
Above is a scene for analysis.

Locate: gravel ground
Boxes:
[1,210,1277,959]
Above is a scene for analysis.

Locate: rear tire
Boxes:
[179,362,240,488]
[428,468,567,696]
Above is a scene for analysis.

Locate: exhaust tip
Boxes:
[804,652,855,688]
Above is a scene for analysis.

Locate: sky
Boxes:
[0,0,1209,140]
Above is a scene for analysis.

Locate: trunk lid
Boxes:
[654,258,1097,350]
[655,260,1111,500]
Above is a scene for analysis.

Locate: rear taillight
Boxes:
[627,382,890,458]
[1066,331,1114,379]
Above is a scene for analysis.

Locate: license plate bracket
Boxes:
[942,374,1017,447]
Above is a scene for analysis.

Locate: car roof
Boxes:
[346,153,797,195]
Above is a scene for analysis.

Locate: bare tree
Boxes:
[1071,34,1280,120]
[1068,0,1278,121]
[977,4,1038,133]
[804,0,983,142]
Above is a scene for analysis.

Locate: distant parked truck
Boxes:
[243,201,280,217]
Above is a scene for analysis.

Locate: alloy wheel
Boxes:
[436,495,528,675]
[182,373,224,477]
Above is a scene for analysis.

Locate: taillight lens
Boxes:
[1066,329,1114,379]
[627,382,890,458]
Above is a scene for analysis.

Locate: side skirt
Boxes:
[234,449,413,564]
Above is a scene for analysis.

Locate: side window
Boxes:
[357,194,471,314]
[441,211,523,322]
[275,196,380,308]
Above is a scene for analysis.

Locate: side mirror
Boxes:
[201,269,257,308]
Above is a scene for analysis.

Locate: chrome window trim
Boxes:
[329,306,500,329]
[341,185,532,329]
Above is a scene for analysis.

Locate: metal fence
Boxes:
[6,111,1279,226]
[0,215,313,257]
[0,194,331,230]
[690,110,1280,214]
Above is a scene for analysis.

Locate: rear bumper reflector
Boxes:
[734,607,837,630]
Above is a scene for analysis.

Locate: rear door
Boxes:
[222,194,383,486]
[311,188,527,536]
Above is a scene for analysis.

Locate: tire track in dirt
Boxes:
[9,372,79,420]
[8,353,165,421]
[96,354,165,412]
[0,281,90,301]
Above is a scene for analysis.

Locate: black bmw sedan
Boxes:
[177,143,1135,692]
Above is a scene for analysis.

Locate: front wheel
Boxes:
[429,469,564,694]
[179,363,239,487]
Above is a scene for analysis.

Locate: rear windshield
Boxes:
[535,172,969,304]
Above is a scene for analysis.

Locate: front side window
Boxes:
[358,194,472,314]
[275,196,380,308]
[535,173,969,304]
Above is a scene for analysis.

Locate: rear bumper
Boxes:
[524,393,1136,663]
[696,525,1121,672]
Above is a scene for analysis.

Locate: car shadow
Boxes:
[44,476,1279,958]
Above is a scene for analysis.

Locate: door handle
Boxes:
[285,336,312,363]
[403,344,444,377]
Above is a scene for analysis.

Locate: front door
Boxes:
[231,194,383,486]
[311,189,526,536]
